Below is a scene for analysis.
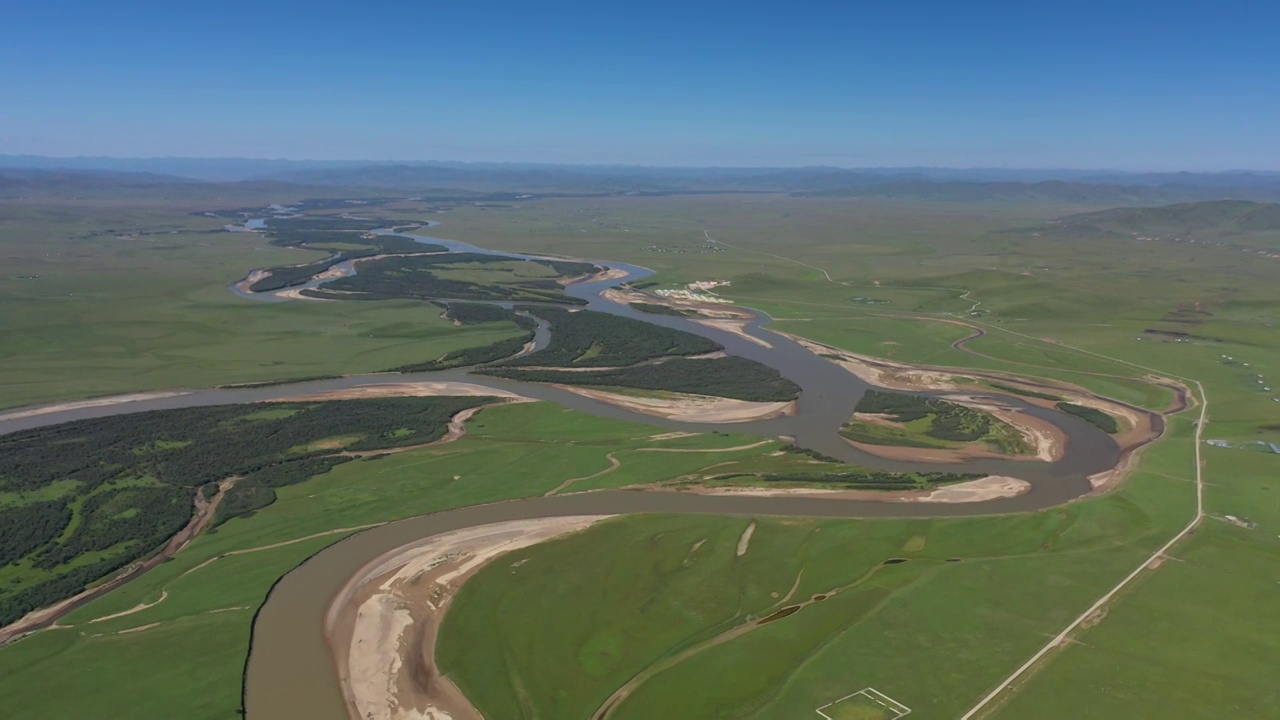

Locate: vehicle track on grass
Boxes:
[959,379,1206,719]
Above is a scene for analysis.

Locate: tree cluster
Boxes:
[855,390,992,442]
[305,253,592,305]
[480,356,800,402]
[0,396,495,626]
[499,307,720,368]
[1056,402,1119,433]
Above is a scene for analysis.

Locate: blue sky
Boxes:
[2,0,1277,169]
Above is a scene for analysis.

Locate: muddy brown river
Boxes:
[0,221,1155,719]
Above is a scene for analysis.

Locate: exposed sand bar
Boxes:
[691,318,773,348]
[327,516,614,720]
[280,381,526,402]
[552,385,795,424]
[233,269,270,294]
[0,391,192,422]
[684,474,1031,504]
[562,266,626,286]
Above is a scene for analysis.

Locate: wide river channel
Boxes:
[0,220,1149,719]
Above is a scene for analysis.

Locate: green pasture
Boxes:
[0,402,880,719]
[2,192,1277,719]
[437,434,1195,719]
[0,203,525,408]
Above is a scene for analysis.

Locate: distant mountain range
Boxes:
[3,156,1280,204]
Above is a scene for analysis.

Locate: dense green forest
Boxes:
[479,356,801,401]
[0,397,495,626]
[500,306,720,367]
[387,303,539,372]
[713,470,980,490]
[301,252,597,304]
[1056,402,1120,433]
[248,230,447,293]
[239,212,451,292]
[0,502,72,567]
[987,382,1062,401]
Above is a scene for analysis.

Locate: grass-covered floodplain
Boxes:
[0,402,899,719]
[304,252,597,304]
[0,202,529,409]
[1,192,1278,719]
[437,429,1195,720]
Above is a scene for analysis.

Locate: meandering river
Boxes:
[0,218,1158,719]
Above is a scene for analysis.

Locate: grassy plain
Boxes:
[0,402,878,719]
[1,192,1276,718]
[438,432,1194,719]
[0,202,525,409]
[421,196,1277,717]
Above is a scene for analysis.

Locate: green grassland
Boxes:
[0,202,529,409]
[393,195,1279,718]
[437,427,1195,719]
[1,192,1277,719]
[0,402,943,720]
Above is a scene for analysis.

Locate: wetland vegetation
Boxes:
[1,191,1276,720]
[481,355,802,401]
[1055,402,1120,433]
[842,389,1032,455]
[502,306,721,367]
[0,397,492,625]
[302,252,598,304]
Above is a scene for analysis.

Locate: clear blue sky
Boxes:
[2,0,1277,169]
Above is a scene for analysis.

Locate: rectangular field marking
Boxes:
[816,687,911,720]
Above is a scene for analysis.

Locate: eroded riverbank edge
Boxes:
[327,516,614,720]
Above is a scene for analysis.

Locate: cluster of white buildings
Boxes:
[653,288,734,304]
[653,280,734,304]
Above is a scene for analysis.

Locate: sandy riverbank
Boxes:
[691,318,773,348]
[232,269,270,294]
[553,385,796,423]
[602,288,755,319]
[939,393,1066,462]
[277,381,527,402]
[326,516,613,720]
[566,266,628,285]
[788,332,1171,477]
[841,395,1065,465]
[679,474,1031,503]
[784,334,966,392]
[0,391,192,422]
